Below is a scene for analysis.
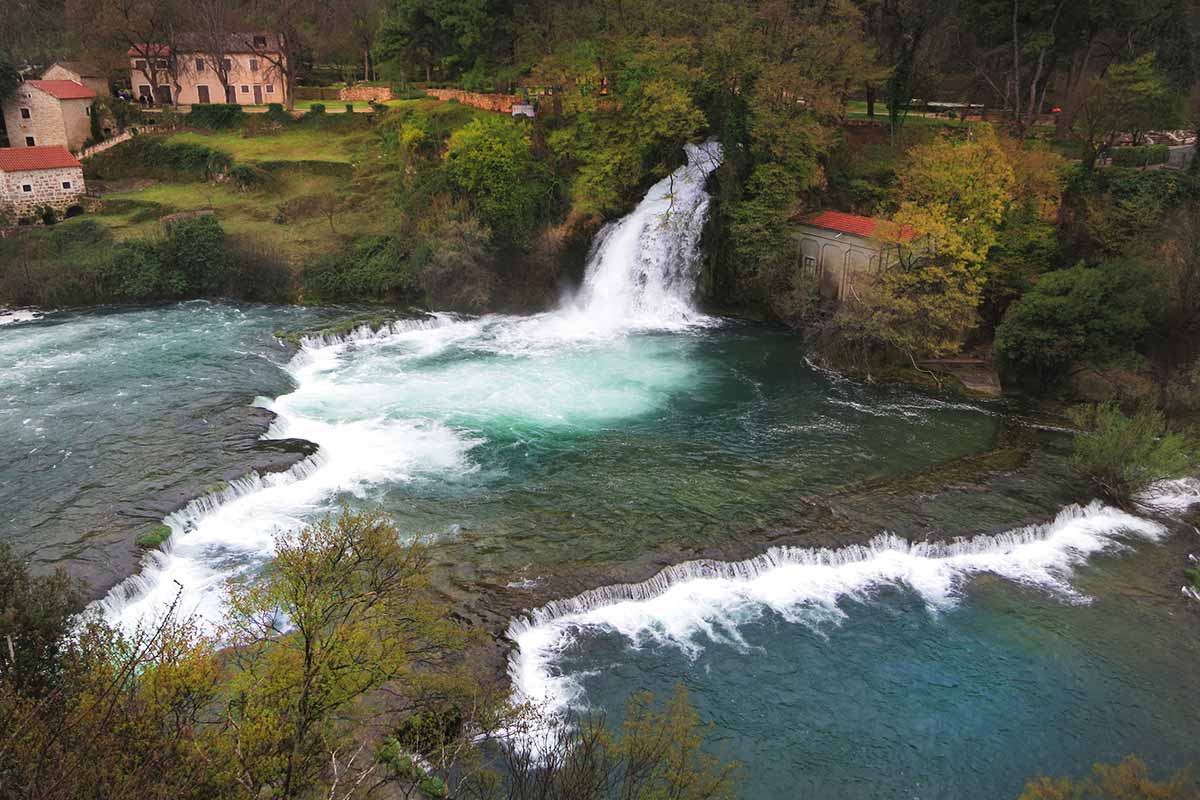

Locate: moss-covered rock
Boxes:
[135,524,172,549]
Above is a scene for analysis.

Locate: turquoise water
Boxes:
[553,539,1200,798]
[0,302,331,585]
[4,302,1198,799]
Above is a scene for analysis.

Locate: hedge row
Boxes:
[1111,144,1170,167]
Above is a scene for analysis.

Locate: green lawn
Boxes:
[168,126,369,163]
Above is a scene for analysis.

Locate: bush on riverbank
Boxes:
[1018,755,1199,800]
[1069,402,1198,506]
[0,217,292,307]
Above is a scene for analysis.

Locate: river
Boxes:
[2,141,1198,797]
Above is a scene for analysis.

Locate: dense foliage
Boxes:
[1068,402,1198,506]
[0,512,740,799]
[0,218,291,306]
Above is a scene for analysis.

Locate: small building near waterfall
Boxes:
[0,146,86,219]
[793,211,915,301]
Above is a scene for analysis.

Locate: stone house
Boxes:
[0,146,86,219]
[1,80,97,153]
[42,62,110,98]
[129,33,288,106]
[793,211,914,301]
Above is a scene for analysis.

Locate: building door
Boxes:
[138,85,152,101]
[253,85,263,104]
[154,85,172,105]
[197,85,210,104]
[225,85,235,103]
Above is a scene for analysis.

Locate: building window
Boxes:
[241,85,249,93]
[195,58,205,71]
[222,58,232,71]
[20,107,30,119]
[253,35,267,47]
[155,59,167,68]
[249,59,258,71]
[135,59,147,71]
[803,256,817,271]
[62,181,73,190]
[21,185,32,193]
[24,136,35,146]
[265,85,274,94]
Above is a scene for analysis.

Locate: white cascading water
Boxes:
[505,481,1200,754]
[99,142,725,629]
[569,140,722,327]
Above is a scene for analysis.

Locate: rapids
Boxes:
[4,141,1199,798]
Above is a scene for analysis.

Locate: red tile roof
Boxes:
[0,146,83,172]
[25,79,96,100]
[128,44,172,57]
[801,210,916,243]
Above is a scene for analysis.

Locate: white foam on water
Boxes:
[0,309,44,326]
[98,143,726,631]
[505,486,1200,754]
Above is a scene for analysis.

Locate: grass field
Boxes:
[167,126,371,163]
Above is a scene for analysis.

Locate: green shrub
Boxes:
[444,115,554,245]
[301,235,416,302]
[39,206,57,226]
[187,103,244,129]
[393,707,462,757]
[264,103,291,124]
[308,103,325,116]
[418,776,446,798]
[84,137,233,181]
[135,524,172,549]
[345,103,355,114]
[995,259,1165,385]
[229,163,270,190]
[1069,402,1198,506]
[1110,144,1170,167]
[162,215,230,295]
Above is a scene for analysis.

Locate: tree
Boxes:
[836,126,1016,360]
[996,259,1165,384]
[0,544,85,697]
[1073,53,1184,165]
[445,116,553,246]
[1069,403,1198,507]
[477,685,741,800]
[0,600,222,800]
[240,0,313,111]
[68,0,185,106]
[218,509,466,798]
[1019,755,1199,800]
[190,0,239,104]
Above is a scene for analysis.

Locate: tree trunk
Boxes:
[866,85,876,117]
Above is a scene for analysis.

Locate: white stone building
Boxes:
[793,211,914,301]
[1,80,97,153]
[0,146,86,220]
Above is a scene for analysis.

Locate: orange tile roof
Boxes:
[0,146,83,172]
[25,79,96,100]
[802,210,916,243]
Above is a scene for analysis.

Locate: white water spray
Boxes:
[98,143,726,629]
[505,485,1200,752]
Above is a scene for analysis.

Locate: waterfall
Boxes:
[503,487,1200,753]
[94,142,726,632]
[569,141,722,327]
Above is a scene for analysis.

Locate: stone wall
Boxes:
[2,86,68,149]
[339,86,393,102]
[794,226,888,302]
[78,130,134,161]
[426,88,519,114]
[61,98,93,152]
[0,166,86,218]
